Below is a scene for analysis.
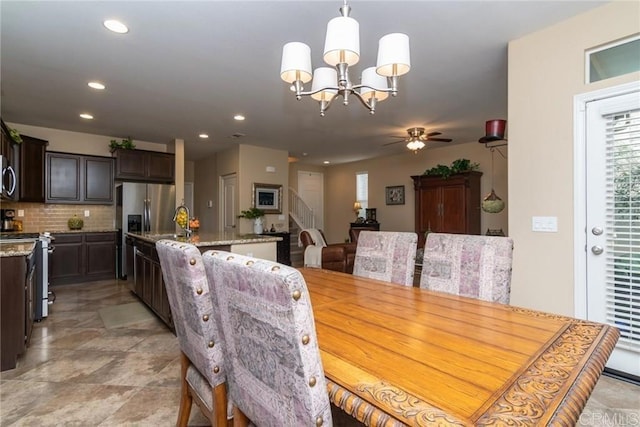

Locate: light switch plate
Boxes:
[84,210,90,217]
[532,216,558,232]
[17,210,24,217]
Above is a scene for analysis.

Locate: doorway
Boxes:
[298,171,324,230]
[220,173,237,232]
[575,81,640,378]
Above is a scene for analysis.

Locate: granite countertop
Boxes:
[126,231,282,247]
[0,241,36,257]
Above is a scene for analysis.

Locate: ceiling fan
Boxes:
[384,127,453,152]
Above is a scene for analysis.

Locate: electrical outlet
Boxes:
[17,210,24,217]
[84,210,90,217]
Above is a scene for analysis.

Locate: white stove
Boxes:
[1,232,54,320]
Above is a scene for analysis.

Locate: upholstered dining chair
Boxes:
[155,240,228,427]
[353,231,418,286]
[202,250,333,427]
[420,233,514,304]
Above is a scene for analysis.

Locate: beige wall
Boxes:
[238,145,289,234]
[508,1,640,315]
[7,123,168,156]
[194,153,218,232]
[322,141,508,244]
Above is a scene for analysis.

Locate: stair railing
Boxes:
[289,187,316,231]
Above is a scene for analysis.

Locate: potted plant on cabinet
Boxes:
[238,207,265,234]
[109,137,136,152]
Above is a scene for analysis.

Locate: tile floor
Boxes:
[1,279,638,426]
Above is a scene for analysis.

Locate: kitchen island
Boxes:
[125,231,282,330]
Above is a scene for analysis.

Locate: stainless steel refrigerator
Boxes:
[116,182,175,277]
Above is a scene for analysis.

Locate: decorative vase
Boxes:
[67,215,84,230]
[253,218,263,234]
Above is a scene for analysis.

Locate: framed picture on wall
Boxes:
[385,185,405,205]
[252,183,282,213]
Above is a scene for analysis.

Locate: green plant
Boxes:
[109,137,136,150]
[423,158,479,179]
[8,128,22,144]
[238,207,265,219]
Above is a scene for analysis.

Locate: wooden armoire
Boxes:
[411,171,482,247]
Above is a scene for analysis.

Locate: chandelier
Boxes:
[280,1,410,116]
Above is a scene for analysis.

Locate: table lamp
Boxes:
[353,201,362,220]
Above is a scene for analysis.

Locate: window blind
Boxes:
[356,172,368,212]
[605,108,640,351]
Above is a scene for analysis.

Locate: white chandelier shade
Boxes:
[280,1,410,116]
[280,42,313,84]
[323,16,360,66]
[360,67,389,102]
[376,33,411,77]
[310,67,338,101]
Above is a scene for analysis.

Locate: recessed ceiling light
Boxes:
[88,81,105,90]
[199,134,209,139]
[103,19,128,34]
[80,113,94,119]
[234,114,245,121]
[323,161,330,164]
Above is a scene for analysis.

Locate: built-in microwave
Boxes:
[1,154,17,199]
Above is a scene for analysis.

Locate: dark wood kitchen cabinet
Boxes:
[50,232,117,285]
[49,233,84,284]
[1,250,33,371]
[46,152,114,204]
[412,172,482,247]
[113,148,175,183]
[133,240,173,330]
[19,135,48,202]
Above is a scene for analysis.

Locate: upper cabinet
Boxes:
[19,135,48,202]
[113,149,174,183]
[46,152,114,204]
[412,172,482,247]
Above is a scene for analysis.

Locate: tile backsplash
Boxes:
[1,202,115,232]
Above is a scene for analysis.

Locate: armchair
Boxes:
[299,229,356,274]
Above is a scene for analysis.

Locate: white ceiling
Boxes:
[0,1,605,164]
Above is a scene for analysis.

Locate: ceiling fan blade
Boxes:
[426,131,442,137]
[426,137,453,142]
[382,140,405,146]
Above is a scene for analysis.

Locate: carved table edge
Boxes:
[475,309,620,426]
[327,379,472,427]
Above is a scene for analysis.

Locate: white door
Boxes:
[298,171,324,230]
[584,87,640,377]
[220,173,237,232]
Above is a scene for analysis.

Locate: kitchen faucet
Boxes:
[172,204,192,237]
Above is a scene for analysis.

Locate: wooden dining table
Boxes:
[300,267,620,427]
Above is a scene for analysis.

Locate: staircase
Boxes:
[289,217,303,268]
[288,188,316,268]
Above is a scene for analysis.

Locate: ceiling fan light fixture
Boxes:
[406,139,425,151]
[280,0,410,116]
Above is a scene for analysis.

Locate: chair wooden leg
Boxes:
[177,352,193,427]
[232,406,250,427]
[212,383,228,427]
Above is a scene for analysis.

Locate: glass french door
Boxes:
[585,89,640,377]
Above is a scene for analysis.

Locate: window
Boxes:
[356,172,368,217]
[587,36,640,83]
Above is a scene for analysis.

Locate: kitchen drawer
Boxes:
[52,234,83,244]
[85,232,116,243]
